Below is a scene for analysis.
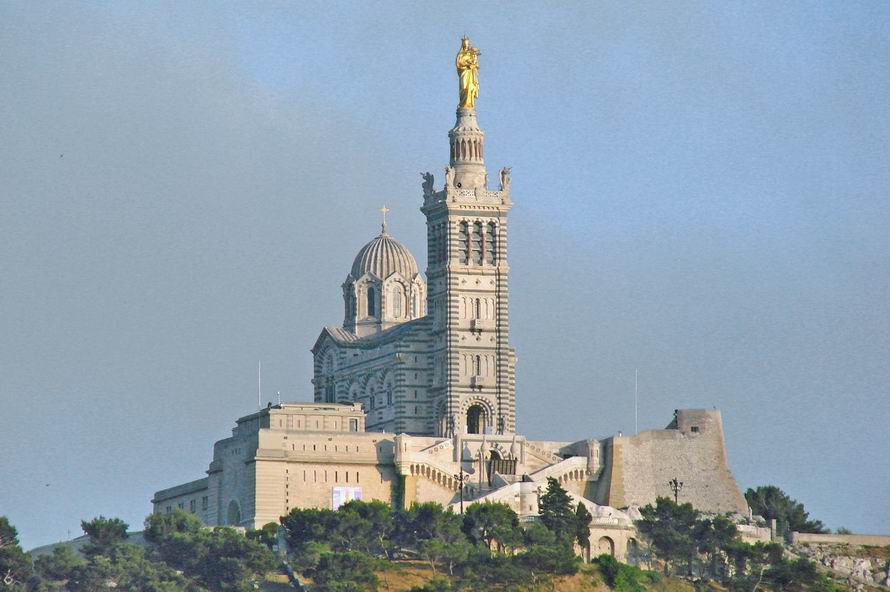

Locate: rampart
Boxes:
[599,409,747,515]
[791,532,890,547]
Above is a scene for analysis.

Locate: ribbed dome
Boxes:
[350,230,419,280]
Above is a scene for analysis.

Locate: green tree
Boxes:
[80,516,129,556]
[143,508,202,542]
[539,477,576,544]
[462,502,522,554]
[574,502,593,559]
[522,522,557,547]
[765,557,836,592]
[516,542,580,585]
[336,500,394,558]
[636,497,699,575]
[34,545,84,585]
[394,503,467,575]
[745,486,827,538]
[0,517,32,590]
[309,551,378,592]
[693,514,737,578]
[155,526,275,591]
[67,543,189,592]
[247,522,279,551]
[594,553,647,592]
[724,541,783,592]
[280,507,338,550]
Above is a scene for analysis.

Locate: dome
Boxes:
[350,229,419,280]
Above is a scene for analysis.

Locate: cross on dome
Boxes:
[380,205,390,235]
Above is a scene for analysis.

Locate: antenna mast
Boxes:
[634,368,639,434]
[258,361,262,410]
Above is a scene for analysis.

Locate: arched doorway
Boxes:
[486,449,501,485]
[227,500,241,526]
[626,538,640,566]
[466,404,484,434]
[597,536,615,557]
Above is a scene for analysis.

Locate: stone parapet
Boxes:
[791,532,890,546]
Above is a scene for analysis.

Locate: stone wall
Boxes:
[250,431,399,527]
[792,532,890,547]
[151,478,210,521]
[601,409,747,514]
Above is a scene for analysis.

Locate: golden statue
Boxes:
[456,36,480,109]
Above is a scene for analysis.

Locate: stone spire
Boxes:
[448,108,487,191]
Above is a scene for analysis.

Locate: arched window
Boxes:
[474,298,481,320]
[458,222,469,264]
[392,286,403,318]
[467,404,484,434]
[474,355,481,376]
[486,223,496,264]
[348,294,356,320]
[367,286,376,316]
[471,222,483,265]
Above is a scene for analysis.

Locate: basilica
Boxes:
[152,39,754,560]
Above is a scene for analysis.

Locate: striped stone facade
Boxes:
[311,105,516,438]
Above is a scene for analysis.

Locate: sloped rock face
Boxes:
[793,544,890,588]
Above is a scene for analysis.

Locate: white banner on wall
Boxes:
[331,486,362,510]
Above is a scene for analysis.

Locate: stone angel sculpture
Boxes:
[499,167,511,191]
[444,166,455,190]
[420,171,434,196]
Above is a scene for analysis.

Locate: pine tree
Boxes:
[539,477,575,545]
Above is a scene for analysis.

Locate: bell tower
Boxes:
[421,37,516,437]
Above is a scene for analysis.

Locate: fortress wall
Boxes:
[791,533,890,546]
[250,431,399,525]
[253,460,398,525]
[606,410,747,514]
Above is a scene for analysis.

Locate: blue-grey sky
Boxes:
[1,2,888,548]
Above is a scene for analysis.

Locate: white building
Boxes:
[153,40,749,560]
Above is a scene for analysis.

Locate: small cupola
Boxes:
[342,208,426,337]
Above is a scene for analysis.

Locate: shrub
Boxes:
[594,553,647,592]
[309,551,379,592]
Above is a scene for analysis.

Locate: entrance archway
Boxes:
[466,404,484,434]
[486,449,502,486]
[597,536,615,557]
[626,538,640,565]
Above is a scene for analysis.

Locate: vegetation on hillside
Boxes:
[279,478,584,590]
[744,486,828,540]
[0,479,844,591]
[1,512,275,591]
